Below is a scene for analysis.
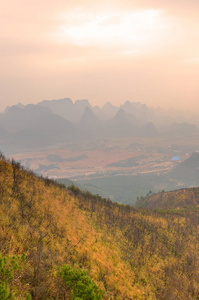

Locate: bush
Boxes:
[60,265,103,300]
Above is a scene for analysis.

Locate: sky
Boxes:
[0,0,199,113]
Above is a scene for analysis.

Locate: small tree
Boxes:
[60,265,103,300]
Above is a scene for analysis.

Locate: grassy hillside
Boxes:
[1,153,199,299]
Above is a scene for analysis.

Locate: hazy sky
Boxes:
[0,0,199,112]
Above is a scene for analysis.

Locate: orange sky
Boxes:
[0,0,199,112]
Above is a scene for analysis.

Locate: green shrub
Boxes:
[60,265,103,300]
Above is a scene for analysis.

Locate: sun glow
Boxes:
[52,9,169,51]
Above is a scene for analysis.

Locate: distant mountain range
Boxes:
[0,98,198,154]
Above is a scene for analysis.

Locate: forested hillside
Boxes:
[135,188,199,210]
[1,153,199,299]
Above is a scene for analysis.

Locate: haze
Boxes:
[1,0,199,112]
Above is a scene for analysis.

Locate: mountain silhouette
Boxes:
[105,109,138,137]
[77,106,104,136]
